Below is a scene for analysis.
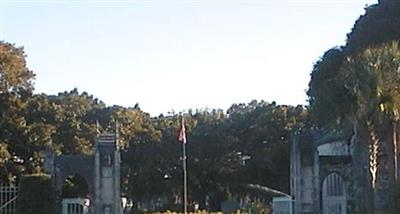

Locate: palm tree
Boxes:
[339,41,400,213]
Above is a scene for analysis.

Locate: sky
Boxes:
[1,0,377,116]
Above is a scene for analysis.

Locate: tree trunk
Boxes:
[386,121,396,213]
[372,120,396,213]
[368,125,379,189]
[393,121,398,181]
[353,120,374,214]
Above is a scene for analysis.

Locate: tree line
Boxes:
[0,41,308,211]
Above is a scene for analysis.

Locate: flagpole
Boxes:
[182,140,188,214]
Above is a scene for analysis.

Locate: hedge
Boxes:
[17,174,56,214]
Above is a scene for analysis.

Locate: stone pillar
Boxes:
[115,149,122,214]
[313,144,320,214]
[93,133,123,214]
[94,150,101,213]
[62,200,68,214]
[290,134,301,214]
[43,145,54,175]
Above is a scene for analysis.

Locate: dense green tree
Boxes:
[116,103,307,212]
[49,89,104,155]
[346,1,400,54]
[0,42,34,94]
[347,42,400,212]
[0,42,35,183]
[308,1,400,212]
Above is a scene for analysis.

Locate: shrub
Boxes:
[17,174,56,214]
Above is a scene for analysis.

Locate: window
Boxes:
[323,173,344,196]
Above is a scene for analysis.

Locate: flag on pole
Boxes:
[178,117,187,144]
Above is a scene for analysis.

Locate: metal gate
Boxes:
[322,173,346,214]
[0,183,18,214]
[272,196,293,214]
[62,198,90,214]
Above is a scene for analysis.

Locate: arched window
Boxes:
[323,173,344,196]
[102,154,112,166]
[322,173,346,214]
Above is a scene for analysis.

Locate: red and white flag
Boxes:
[178,117,187,144]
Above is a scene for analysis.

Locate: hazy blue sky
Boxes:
[1,0,377,116]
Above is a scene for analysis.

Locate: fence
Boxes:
[62,198,90,214]
[0,183,18,214]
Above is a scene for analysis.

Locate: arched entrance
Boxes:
[61,174,90,214]
[322,173,346,214]
[44,132,123,214]
[62,173,89,199]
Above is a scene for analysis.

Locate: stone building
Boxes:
[290,130,353,214]
[44,132,123,214]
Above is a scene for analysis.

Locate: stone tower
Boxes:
[93,133,122,214]
[43,130,123,214]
